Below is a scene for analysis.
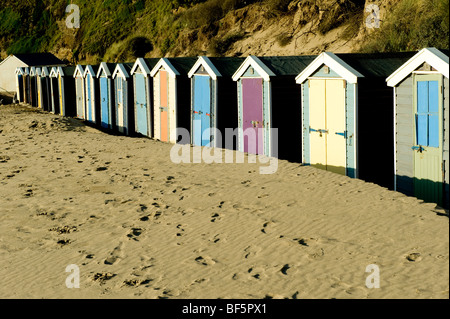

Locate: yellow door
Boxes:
[325,80,346,175]
[309,79,327,170]
[309,79,347,175]
[59,76,64,116]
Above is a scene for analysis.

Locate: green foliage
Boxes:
[318,0,365,35]
[0,8,22,37]
[360,0,449,52]
[209,31,246,56]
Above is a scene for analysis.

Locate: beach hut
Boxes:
[295,51,415,189]
[96,63,117,130]
[14,67,24,103]
[49,67,61,114]
[0,53,64,95]
[149,57,197,143]
[22,67,30,104]
[54,66,77,117]
[35,68,43,109]
[29,67,38,107]
[73,65,86,120]
[112,63,135,135]
[83,65,100,125]
[130,58,160,138]
[39,67,52,112]
[386,48,449,207]
[188,56,245,149]
[232,55,316,161]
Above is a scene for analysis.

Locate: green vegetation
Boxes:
[0,0,448,62]
[360,0,449,52]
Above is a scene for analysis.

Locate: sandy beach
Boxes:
[0,103,448,299]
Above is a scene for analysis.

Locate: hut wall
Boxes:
[153,71,161,140]
[174,74,191,144]
[301,82,310,164]
[217,77,238,150]
[62,76,76,117]
[444,76,449,207]
[271,76,302,162]
[395,75,415,196]
[357,77,395,189]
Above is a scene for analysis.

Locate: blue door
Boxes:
[193,75,211,146]
[135,73,148,136]
[86,76,92,122]
[100,77,109,129]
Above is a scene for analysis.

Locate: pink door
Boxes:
[242,78,264,154]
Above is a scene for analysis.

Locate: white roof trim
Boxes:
[296,52,364,84]
[112,64,130,79]
[15,67,24,75]
[96,62,113,78]
[73,65,85,78]
[386,48,449,87]
[40,67,50,77]
[29,67,37,76]
[83,65,96,78]
[188,56,222,80]
[130,58,152,76]
[150,58,180,78]
[49,67,59,77]
[232,55,275,82]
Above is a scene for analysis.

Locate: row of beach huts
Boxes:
[12,48,449,208]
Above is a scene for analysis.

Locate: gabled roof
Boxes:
[83,65,99,78]
[49,66,59,77]
[29,67,37,76]
[73,65,86,78]
[130,58,160,76]
[112,63,134,79]
[15,67,24,75]
[96,62,117,78]
[232,55,316,81]
[150,57,197,78]
[12,53,65,67]
[232,56,275,81]
[387,48,449,87]
[40,67,50,77]
[296,51,417,84]
[188,56,223,80]
[296,52,364,84]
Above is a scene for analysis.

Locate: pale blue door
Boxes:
[193,75,211,146]
[135,74,148,135]
[100,77,109,129]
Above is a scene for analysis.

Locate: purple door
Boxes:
[242,78,264,154]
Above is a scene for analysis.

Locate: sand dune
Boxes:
[0,104,448,299]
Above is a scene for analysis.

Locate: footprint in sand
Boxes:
[211,213,220,223]
[127,228,143,241]
[92,272,116,283]
[195,256,216,266]
[405,252,422,262]
[104,242,124,265]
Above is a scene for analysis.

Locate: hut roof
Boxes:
[387,48,449,87]
[233,55,317,81]
[12,53,64,67]
[188,56,245,79]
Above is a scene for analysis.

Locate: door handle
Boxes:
[335,131,348,138]
[412,146,426,153]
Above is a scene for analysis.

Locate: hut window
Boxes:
[324,66,330,74]
[416,80,440,148]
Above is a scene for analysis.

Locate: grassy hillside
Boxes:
[0,0,448,64]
